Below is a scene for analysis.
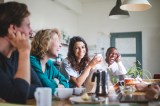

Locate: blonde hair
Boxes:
[31,28,61,59]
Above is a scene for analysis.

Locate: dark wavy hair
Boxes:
[0,2,30,37]
[68,36,90,72]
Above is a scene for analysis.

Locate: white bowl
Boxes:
[54,88,73,100]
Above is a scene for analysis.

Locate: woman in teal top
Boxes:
[30,29,69,94]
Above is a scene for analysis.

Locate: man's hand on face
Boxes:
[8,25,31,52]
[115,53,121,63]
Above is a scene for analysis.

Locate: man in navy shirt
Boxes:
[0,2,41,104]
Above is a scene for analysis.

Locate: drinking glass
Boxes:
[124,75,135,87]
[123,86,135,95]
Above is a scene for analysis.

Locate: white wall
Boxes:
[12,0,79,58]
[78,0,160,77]
[28,0,78,58]
[5,0,160,77]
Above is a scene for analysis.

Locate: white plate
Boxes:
[69,96,106,104]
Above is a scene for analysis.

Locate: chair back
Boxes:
[153,74,160,79]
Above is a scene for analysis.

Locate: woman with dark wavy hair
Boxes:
[60,36,102,88]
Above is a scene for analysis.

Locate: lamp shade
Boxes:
[120,0,152,11]
[109,0,130,19]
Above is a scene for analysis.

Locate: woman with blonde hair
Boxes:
[30,28,69,94]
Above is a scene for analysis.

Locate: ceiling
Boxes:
[0,0,4,3]
[80,0,107,4]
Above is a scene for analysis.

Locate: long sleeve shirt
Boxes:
[30,56,69,94]
[60,59,84,88]
[0,51,42,104]
[108,61,127,75]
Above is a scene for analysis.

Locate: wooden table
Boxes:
[0,92,158,106]
[0,94,149,106]
[0,79,159,106]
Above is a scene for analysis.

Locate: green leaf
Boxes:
[139,70,142,77]
[136,60,141,67]
[127,61,143,78]
[127,68,132,74]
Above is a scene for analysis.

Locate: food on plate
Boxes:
[81,92,90,101]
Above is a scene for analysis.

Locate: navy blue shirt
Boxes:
[0,51,42,104]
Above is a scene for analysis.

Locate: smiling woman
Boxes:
[30,28,69,94]
[60,36,103,88]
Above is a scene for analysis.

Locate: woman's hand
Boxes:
[146,85,160,100]
[88,55,103,69]
[135,82,148,91]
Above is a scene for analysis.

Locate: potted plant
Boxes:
[111,60,144,84]
[127,60,142,78]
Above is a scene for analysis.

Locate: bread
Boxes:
[81,93,90,101]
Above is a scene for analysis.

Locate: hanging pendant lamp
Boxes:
[109,0,130,19]
[120,0,152,11]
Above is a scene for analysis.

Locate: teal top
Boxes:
[30,56,69,94]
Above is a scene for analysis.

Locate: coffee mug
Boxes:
[34,87,52,106]
[95,53,103,59]
[54,88,73,100]
[73,88,86,95]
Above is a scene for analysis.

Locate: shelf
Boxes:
[61,43,68,47]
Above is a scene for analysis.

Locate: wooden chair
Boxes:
[153,74,160,79]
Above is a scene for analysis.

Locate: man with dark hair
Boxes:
[0,2,41,104]
[105,47,127,83]
[105,47,127,74]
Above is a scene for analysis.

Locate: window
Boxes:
[110,32,142,70]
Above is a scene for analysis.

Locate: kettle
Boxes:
[91,69,108,96]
